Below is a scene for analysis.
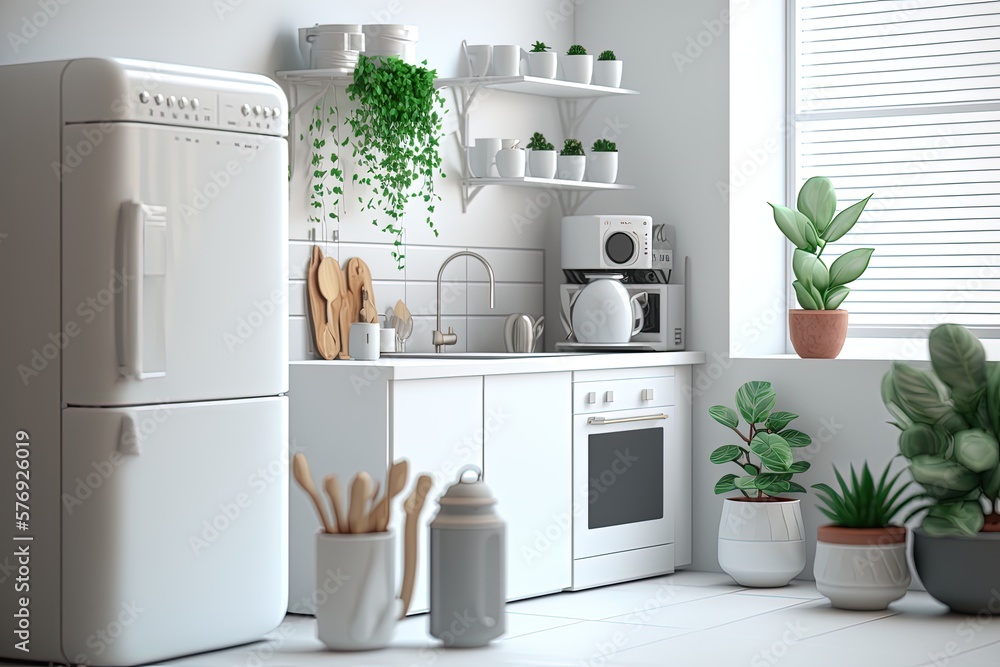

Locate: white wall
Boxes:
[575,0,900,578]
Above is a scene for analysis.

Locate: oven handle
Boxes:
[587,413,669,426]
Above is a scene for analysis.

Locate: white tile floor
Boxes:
[149,572,1000,666]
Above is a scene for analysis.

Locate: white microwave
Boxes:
[558,283,685,351]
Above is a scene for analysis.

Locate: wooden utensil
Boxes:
[371,459,410,532]
[398,474,433,618]
[346,257,379,324]
[317,257,342,359]
[307,246,330,360]
[337,263,352,359]
[292,453,335,533]
[323,475,347,534]
[348,472,374,534]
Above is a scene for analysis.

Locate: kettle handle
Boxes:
[457,464,483,483]
[630,292,648,337]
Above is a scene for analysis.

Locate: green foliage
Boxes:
[709,380,812,499]
[346,55,447,269]
[526,132,554,152]
[769,176,874,310]
[304,91,345,227]
[530,41,550,52]
[883,324,1000,536]
[567,44,587,56]
[812,461,917,528]
[591,138,617,152]
[598,50,616,61]
[560,139,585,156]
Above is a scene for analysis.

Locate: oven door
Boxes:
[573,405,675,559]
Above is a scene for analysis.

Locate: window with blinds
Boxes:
[792,0,1000,338]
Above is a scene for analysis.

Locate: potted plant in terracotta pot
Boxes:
[587,138,618,183]
[525,41,557,79]
[882,323,1000,614]
[525,132,556,179]
[557,138,586,181]
[709,380,812,587]
[593,49,622,88]
[769,176,874,359]
[561,44,593,84]
[812,460,917,610]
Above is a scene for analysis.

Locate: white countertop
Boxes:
[290,351,706,381]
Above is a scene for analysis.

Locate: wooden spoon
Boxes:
[317,257,342,359]
[292,453,334,533]
[323,475,347,534]
[306,246,329,359]
[348,472,374,534]
[398,474,433,618]
[371,459,410,532]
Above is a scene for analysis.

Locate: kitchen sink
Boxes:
[381,352,580,360]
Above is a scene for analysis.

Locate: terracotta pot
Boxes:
[814,526,909,611]
[788,309,848,359]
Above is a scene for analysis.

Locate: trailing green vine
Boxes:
[304,88,345,228]
[346,54,447,268]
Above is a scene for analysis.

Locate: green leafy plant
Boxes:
[812,461,917,528]
[560,139,584,156]
[346,54,447,269]
[530,41,550,52]
[598,50,616,61]
[526,132,554,151]
[304,93,345,226]
[769,176,874,310]
[882,323,1000,536]
[591,139,617,152]
[567,44,587,56]
[709,380,813,499]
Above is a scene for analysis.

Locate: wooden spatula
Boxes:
[306,246,330,359]
[371,459,410,532]
[348,472,374,534]
[323,474,347,534]
[398,474,433,618]
[292,453,334,533]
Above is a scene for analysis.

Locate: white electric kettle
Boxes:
[569,279,646,344]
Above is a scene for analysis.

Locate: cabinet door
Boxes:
[484,372,572,600]
[390,376,484,615]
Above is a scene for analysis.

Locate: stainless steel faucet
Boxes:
[433,251,495,352]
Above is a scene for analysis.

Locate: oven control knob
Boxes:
[586,392,596,405]
[642,388,654,401]
[605,391,614,403]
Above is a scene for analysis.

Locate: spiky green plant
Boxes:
[812,461,917,528]
[591,139,616,152]
[560,139,584,156]
[526,132,554,152]
[530,41,550,53]
[598,50,616,61]
[567,44,587,56]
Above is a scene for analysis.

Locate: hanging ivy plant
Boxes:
[304,91,345,228]
[346,54,447,268]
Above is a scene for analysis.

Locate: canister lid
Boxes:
[438,465,497,506]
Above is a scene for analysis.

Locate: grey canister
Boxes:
[429,465,506,647]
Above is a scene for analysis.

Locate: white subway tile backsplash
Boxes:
[289,241,338,280]
[288,280,307,317]
[466,316,508,353]
[340,242,406,283]
[468,247,544,283]
[289,316,311,361]
[405,281,468,317]
[404,244,467,282]
[468,282,544,316]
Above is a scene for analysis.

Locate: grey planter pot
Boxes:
[913,527,1000,614]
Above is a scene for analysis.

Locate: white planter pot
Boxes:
[557,154,586,181]
[593,60,623,88]
[527,149,557,179]
[587,151,618,183]
[496,148,526,178]
[718,498,806,587]
[525,52,557,79]
[561,54,593,84]
[814,526,910,611]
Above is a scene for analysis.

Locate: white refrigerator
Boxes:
[0,58,289,665]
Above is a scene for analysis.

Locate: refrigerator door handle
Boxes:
[117,201,168,380]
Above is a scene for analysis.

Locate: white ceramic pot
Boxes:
[593,60,623,88]
[718,498,806,587]
[557,154,586,181]
[587,151,618,183]
[462,40,492,77]
[362,24,418,64]
[496,148,526,178]
[561,54,593,84]
[525,51,557,79]
[527,149,557,179]
[814,526,910,611]
[492,45,521,76]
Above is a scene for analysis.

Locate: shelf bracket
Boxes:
[446,83,488,213]
[557,98,601,140]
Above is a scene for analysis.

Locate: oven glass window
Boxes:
[588,427,664,529]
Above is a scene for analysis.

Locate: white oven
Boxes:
[571,370,684,589]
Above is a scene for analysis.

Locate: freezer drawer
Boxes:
[61,397,287,666]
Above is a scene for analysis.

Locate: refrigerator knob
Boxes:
[253,105,263,116]
[241,103,251,116]
[191,97,200,110]
[138,91,150,103]
[167,95,176,107]
[153,93,164,105]
[179,96,188,109]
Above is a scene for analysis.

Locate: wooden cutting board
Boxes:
[345,257,378,324]
[307,246,332,360]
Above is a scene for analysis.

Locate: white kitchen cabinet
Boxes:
[389,376,484,614]
[484,373,572,600]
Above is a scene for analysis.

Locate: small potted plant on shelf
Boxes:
[883,323,1000,614]
[525,132,556,179]
[587,139,618,183]
[769,176,874,358]
[557,138,586,181]
[525,41,557,79]
[561,44,593,84]
[593,49,622,87]
[709,380,812,587]
[812,460,917,610]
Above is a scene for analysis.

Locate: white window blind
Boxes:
[792,0,1000,338]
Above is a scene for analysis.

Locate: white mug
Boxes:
[349,322,380,360]
[496,148,526,178]
[470,138,502,178]
[492,45,520,76]
[461,40,492,77]
[380,327,396,353]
